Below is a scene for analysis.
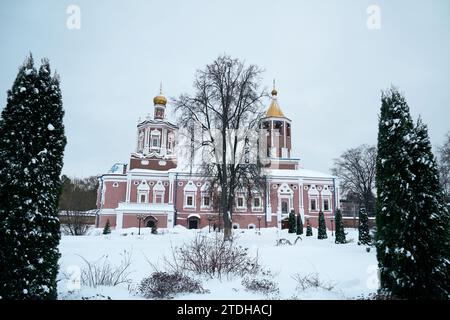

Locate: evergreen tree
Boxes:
[103,219,111,235]
[405,118,450,298]
[376,87,450,299]
[306,221,313,237]
[317,211,328,239]
[358,207,371,245]
[334,209,346,244]
[296,214,303,235]
[0,56,66,299]
[288,210,296,233]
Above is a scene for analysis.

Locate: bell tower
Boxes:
[260,81,299,170]
[129,84,178,171]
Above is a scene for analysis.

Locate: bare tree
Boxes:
[331,144,377,214]
[61,210,93,235]
[173,55,266,239]
[438,132,450,203]
[59,175,98,235]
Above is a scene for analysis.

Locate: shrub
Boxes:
[306,223,313,237]
[79,250,132,288]
[156,233,261,279]
[241,276,279,295]
[103,219,111,235]
[139,271,207,299]
[292,273,335,291]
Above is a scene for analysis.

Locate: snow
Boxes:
[20,87,26,92]
[58,227,378,300]
[47,124,55,131]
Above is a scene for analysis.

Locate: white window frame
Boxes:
[236,195,246,210]
[138,191,148,204]
[310,197,318,212]
[150,130,161,149]
[185,193,195,209]
[322,197,331,212]
[152,181,165,204]
[252,196,263,212]
[201,194,211,210]
[153,191,164,204]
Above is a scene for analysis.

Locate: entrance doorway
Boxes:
[188,217,199,229]
[145,216,157,228]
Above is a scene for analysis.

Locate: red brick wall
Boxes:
[129,157,177,171]
[98,214,117,228]
[103,181,126,208]
[122,213,168,228]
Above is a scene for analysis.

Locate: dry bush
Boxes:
[292,273,335,291]
[241,276,279,295]
[79,250,132,288]
[139,271,207,299]
[356,291,402,300]
[158,233,261,279]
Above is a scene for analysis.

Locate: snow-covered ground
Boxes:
[57,226,379,300]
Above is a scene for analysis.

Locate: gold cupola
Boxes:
[266,80,285,118]
[153,83,167,106]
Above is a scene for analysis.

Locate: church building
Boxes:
[95,85,339,230]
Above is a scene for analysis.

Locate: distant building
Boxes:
[96,85,339,230]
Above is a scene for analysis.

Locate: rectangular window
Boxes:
[324,199,330,211]
[152,137,159,147]
[203,196,210,207]
[254,197,261,208]
[310,198,317,211]
[140,194,146,203]
[155,194,163,204]
[237,197,244,208]
[187,196,193,206]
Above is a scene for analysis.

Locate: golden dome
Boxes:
[266,80,285,117]
[153,94,167,106]
[266,99,285,117]
[153,82,167,106]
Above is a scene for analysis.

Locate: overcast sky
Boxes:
[1,0,449,178]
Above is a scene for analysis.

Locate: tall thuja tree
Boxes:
[317,211,328,239]
[0,56,66,299]
[288,210,296,233]
[375,87,450,299]
[358,207,371,245]
[296,214,303,235]
[334,209,346,244]
[404,118,450,299]
[376,87,416,298]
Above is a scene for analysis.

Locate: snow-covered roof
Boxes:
[116,202,174,212]
[266,168,335,179]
